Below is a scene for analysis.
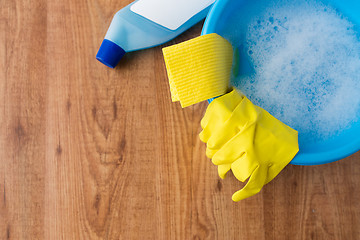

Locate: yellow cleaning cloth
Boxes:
[162,33,233,108]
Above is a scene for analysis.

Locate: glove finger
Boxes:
[199,89,243,142]
[231,152,258,182]
[208,96,259,142]
[232,165,267,202]
[206,146,220,159]
[218,163,232,179]
[199,103,218,142]
[205,97,259,155]
[211,123,256,165]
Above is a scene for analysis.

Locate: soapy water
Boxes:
[227,0,360,144]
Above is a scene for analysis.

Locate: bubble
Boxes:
[233,0,360,143]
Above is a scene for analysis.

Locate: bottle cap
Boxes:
[96,39,126,68]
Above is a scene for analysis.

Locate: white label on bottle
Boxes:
[130,0,215,30]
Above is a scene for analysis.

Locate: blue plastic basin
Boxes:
[202,0,360,165]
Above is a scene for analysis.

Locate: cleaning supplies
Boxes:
[163,33,233,107]
[203,0,360,166]
[199,89,299,201]
[162,34,299,201]
[96,0,215,68]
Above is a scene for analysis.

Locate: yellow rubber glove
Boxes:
[200,89,299,201]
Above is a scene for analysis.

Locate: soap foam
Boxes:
[233,0,360,143]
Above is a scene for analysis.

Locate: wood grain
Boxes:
[1,0,360,239]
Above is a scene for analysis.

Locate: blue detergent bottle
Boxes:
[96,0,215,68]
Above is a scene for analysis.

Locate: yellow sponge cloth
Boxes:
[162,33,233,108]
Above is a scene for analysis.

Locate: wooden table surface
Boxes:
[1,0,360,239]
